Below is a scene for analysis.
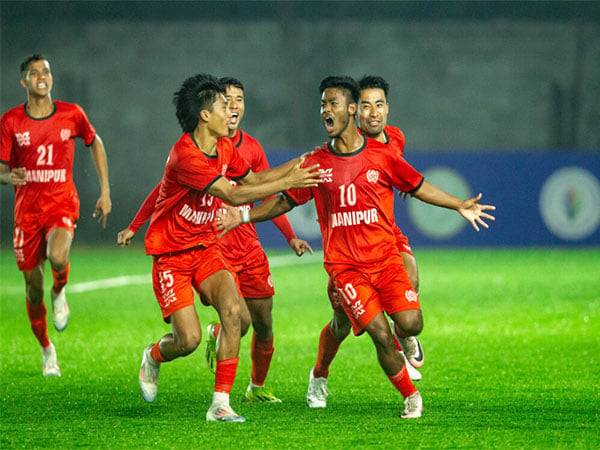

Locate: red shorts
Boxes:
[227,247,274,299]
[13,213,77,271]
[328,255,420,336]
[152,245,231,321]
[393,227,414,256]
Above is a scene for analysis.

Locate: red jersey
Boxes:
[144,133,250,256]
[0,101,96,220]
[384,125,405,157]
[218,130,296,262]
[285,137,423,268]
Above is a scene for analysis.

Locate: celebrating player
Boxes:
[312,75,426,392]
[117,74,320,423]
[216,76,495,419]
[0,54,111,377]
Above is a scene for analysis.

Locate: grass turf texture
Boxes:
[1,247,599,448]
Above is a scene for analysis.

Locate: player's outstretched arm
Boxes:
[412,180,496,232]
[0,163,26,186]
[216,195,295,236]
[116,183,161,247]
[241,153,316,185]
[209,162,320,206]
[89,135,112,228]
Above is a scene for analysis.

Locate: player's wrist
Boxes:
[241,209,251,224]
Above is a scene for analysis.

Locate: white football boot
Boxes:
[401,391,423,419]
[306,368,329,408]
[206,403,246,423]
[139,345,160,402]
[51,287,70,331]
[398,336,425,368]
[402,353,422,381]
[42,343,61,377]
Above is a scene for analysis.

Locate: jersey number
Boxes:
[339,183,356,207]
[36,144,54,166]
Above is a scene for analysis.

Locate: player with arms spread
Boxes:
[0,54,111,377]
[217,76,495,419]
[313,75,427,391]
[117,74,320,423]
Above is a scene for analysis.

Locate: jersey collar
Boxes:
[327,135,367,157]
[24,102,57,121]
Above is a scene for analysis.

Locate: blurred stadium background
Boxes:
[1,1,599,248]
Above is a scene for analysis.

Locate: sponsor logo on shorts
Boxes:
[405,289,418,303]
[366,169,379,183]
[60,129,71,142]
[350,300,365,318]
[319,168,333,183]
[158,270,177,309]
[15,131,30,147]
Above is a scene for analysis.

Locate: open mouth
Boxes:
[228,112,239,126]
[323,116,335,132]
[37,83,47,89]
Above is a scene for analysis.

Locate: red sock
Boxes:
[215,357,239,394]
[26,299,50,348]
[313,323,342,378]
[212,323,221,338]
[251,333,274,386]
[52,264,70,293]
[388,365,417,398]
[150,341,167,363]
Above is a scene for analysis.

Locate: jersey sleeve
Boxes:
[0,113,14,164]
[175,151,222,192]
[251,141,271,173]
[386,152,424,194]
[228,147,251,181]
[283,187,313,206]
[129,183,161,233]
[74,104,97,146]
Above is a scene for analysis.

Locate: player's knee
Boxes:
[371,327,395,350]
[48,249,68,270]
[177,331,201,355]
[331,318,350,341]
[399,315,423,337]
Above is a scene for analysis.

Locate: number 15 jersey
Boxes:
[285,137,423,268]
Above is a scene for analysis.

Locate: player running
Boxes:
[216,76,495,419]
[313,75,426,393]
[119,77,313,404]
[116,74,320,423]
[0,54,111,377]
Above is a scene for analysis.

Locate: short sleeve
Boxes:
[175,150,222,192]
[74,104,97,146]
[251,141,271,173]
[0,114,14,163]
[386,151,424,194]
[226,145,251,181]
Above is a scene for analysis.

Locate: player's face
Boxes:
[359,88,389,138]
[225,85,245,134]
[20,59,53,98]
[320,88,354,138]
[206,94,231,137]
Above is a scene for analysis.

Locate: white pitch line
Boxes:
[0,251,323,296]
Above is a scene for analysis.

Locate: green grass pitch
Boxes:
[1,247,599,448]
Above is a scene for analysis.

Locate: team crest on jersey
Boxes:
[405,289,418,303]
[366,170,379,183]
[15,131,30,147]
[319,168,333,183]
[60,129,71,142]
[221,164,228,175]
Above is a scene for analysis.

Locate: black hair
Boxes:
[173,74,225,132]
[219,77,244,91]
[319,76,359,104]
[358,75,389,98]
[20,54,48,78]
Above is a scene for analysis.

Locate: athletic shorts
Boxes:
[13,213,77,272]
[227,247,274,299]
[393,227,414,256]
[152,245,231,321]
[328,254,420,336]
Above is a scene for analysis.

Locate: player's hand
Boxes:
[285,161,321,189]
[3,167,27,186]
[117,228,136,246]
[289,238,313,256]
[216,205,243,237]
[458,193,496,231]
[93,193,112,228]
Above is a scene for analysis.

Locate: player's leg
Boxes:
[200,269,250,422]
[307,307,350,408]
[390,309,425,368]
[244,296,281,403]
[363,313,422,419]
[46,227,73,331]
[401,252,419,293]
[23,263,60,377]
